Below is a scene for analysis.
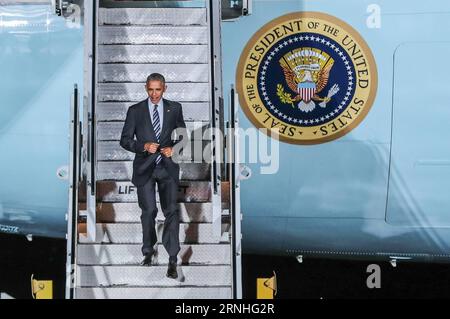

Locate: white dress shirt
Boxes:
[148,98,164,131]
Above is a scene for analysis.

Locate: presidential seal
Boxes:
[236,12,378,145]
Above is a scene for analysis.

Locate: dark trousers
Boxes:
[137,165,180,263]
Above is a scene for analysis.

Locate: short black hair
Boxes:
[146,73,166,85]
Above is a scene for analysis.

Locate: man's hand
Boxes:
[144,142,159,154]
[160,147,173,158]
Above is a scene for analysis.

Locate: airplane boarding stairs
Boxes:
[66,1,242,299]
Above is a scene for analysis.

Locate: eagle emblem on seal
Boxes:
[277,48,340,113]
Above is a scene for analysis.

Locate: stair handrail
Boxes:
[85,0,99,242]
[65,84,81,299]
[228,85,243,299]
[207,0,225,241]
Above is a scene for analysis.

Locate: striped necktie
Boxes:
[152,104,162,165]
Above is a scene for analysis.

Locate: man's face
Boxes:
[146,80,167,104]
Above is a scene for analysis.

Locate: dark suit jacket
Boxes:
[120,98,187,187]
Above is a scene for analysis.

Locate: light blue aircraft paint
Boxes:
[1,1,450,262]
[224,0,450,261]
[0,4,83,238]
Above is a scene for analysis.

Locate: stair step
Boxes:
[99,26,208,45]
[97,121,209,141]
[99,8,207,26]
[75,287,231,299]
[79,202,215,223]
[80,181,211,202]
[78,223,230,244]
[98,45,208,64]
[98,64,209,83]
[77,243,230,265]
[97,102,210,122]
[98,140,212,161]
[98,83,209,102]
[77,265,231,287]
[97,162,210,181]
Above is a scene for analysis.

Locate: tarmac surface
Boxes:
[1,233,450,299]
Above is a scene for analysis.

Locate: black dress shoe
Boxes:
[140,254,152,266]
[166,262,178,279]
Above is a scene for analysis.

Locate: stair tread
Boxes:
[97,162,210,181]
[99,7,207,26]
[97,101,210,122]
[77,243,231,266]
[78,202,220,223]
[78,223,230,244]
[98,83,210,103]
[77,265,231,287]
[99,26,208,45]
[98,64,208,83]
[98,45,208,64]
[80,181,214,203]
[75,287,231,299]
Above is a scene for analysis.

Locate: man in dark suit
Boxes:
[120,73,186,279]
